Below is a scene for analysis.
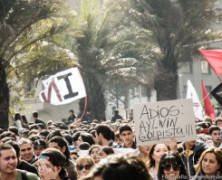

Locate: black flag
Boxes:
[211,83,222,105]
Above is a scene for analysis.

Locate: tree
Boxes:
[131,0,220,100]
[0,0,69,129]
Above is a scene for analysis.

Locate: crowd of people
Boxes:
[1,109,222,180]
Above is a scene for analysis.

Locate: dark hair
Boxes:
[29,124,38,131]
[95,124,112,141]
[40,148,68,180]
[64,134,73,145]
[8,126,19,136]
[79,142,90,150]
[32,111,38,118]
[83,154,151,180]
[101,146,114,155]
[119,124,132,134]
[47,130,63,141]
[215,117,222,125]
[48,136,70,163]
[148,144,170,168]
[37,123,46,130]
[21,115,28,124]
[80,132,95,146]
[157,152,188,180]
[39,130,50,138]
[14,113,21,121]
[209,125,220,135]
[72,131,81,142]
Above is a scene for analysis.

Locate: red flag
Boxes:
[201,80,216,120]
[200,49,222,76]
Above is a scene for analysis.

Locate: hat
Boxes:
[33,139,47,148]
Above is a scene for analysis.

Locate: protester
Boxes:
[32,111,46,128]
[83,153,152,180]
[33,139,47,157]
[95,124,115,147]
[14,112,23,130]
[68,109,77,124]
[157,152,188,180]
[192,148,222,180]
[98,146,114,161]
[148,143,170,180]
[119,124,136,149]
[0,143,39,180]
[111,110,123,123]
[48,136,77,180]
[76,155,95,179]
[208,125,222,148]
[38,148,69,180]
[181,140,207,178]
[18,138,38,165]
[88,144,101,164]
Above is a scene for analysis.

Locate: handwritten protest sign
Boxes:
[134,99,196,145]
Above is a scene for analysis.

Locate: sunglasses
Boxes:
[163,164,180,171]
[77,164,92,171]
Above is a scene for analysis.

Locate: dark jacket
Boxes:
[181,142,207,178]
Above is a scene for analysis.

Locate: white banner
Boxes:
[133,99,197,145]
[186,80,204,120]
[39,68,86,105]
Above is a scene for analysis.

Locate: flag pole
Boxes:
[80,96,88,121]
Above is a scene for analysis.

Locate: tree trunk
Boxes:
[154,66,178,101]
[0,59,9,129]
[79,72,106,121]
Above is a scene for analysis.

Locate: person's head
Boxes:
[115,132,123,145]
[21,115,28,124]
[0,143,17,174]
[39,130,50,140]
[72,131,81,147]
[119,125,134,148]
[138,145,151,155]
[78,132,95,146]
[70,150,79,163]
[209,125,221,146]
[33,139,47,157]
[95,124,112,145]
[32,111,38,119]
[14,113,21,120]
[47,130,63,141]
[48,136,70,162]
[215,117,222,129]
[18,138,34,163]
[89,144,101,164]
[195,148,222,176]
[83,154,152,180]
[157,152,188,180]
[76,155,95,178]
[8,126,19,136]
[148,143,170,168]
[114,110,119,115]
[98,146,114,161]
[38,148,68,180]
[69,109,74,115]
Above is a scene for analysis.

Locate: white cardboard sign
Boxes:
[133,99,197,145]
